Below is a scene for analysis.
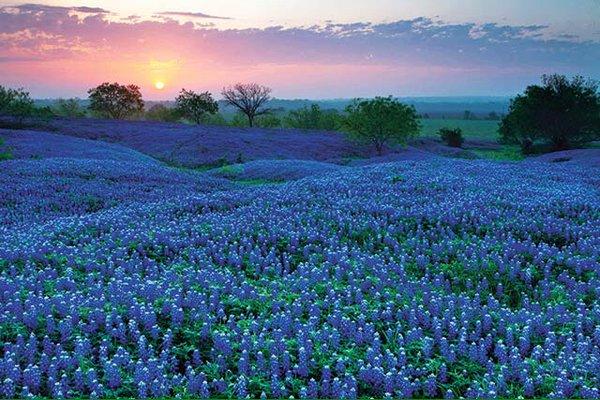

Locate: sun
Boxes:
[154,81,165,90]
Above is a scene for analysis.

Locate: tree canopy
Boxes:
[87,82,144,119]
[0,86,34,122]
[343,96,421,154]
[499,74,600,151]
[175,89,218,124]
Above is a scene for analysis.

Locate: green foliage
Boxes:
[343,96,421,154]
[202,112,228,126]
[283,103,341,130]
[175,89,218,124]
[145,103,180,122]
[53,98,86,118]
[438,127,464,148]
[230,112,250,127]
[0,85,35,123]
[87,82,144,119]
[500,74,600,152]
[0,137,12,161]
[255,113,282,128]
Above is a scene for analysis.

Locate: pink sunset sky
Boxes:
[0,0,598,99]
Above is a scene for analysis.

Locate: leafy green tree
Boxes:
[0,86,35,123]
[145,104,180,122]
[87,82,144,119]
[175,89,218,124]
[438,127,464,148]
[343,96,421,155]
[222,83,272,127]
[500,74,600,151]
[54,98,86,118]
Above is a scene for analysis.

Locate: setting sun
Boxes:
[154,81,165,90]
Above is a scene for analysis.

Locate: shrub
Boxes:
[283,104,341,130]
[175,89,218,124]
[145,104,180,122]
[500,74,600,152]
[343,96,420,155]
[255,114,282,128]
[53,98,86,118]
[0,137,12,161]
[88,82,144,119]
[438,127,464,147]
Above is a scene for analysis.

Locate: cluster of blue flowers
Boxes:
[0,151,599,398]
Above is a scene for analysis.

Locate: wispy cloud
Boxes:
[8,3,109,13]
[157,11,231,20]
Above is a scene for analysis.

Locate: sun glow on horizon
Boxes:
[154,81,165,90]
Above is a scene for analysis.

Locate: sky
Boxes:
[0,0,598,99]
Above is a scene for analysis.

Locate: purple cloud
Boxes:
[157,11,231,20]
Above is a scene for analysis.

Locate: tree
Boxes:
[87,82,144,119]
[0,86,35,123]
[438,127,464,148]
[221,83,271,127]
[175,89,218,124]
[145,104,181,122]
[54,98,86,118]
[500,74,600,151]
[343,96,421,155]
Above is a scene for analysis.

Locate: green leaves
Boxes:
[343,96,421,154]
[88,82,145,119]
[175,89,219,124]
[500,74,600,152]
[0,85,35,122]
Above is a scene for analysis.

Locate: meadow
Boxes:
[420,119,500,141]
[0,123,599,399]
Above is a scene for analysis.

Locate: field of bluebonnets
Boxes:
[1,125,600,399]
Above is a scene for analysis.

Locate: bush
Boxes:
[53,98,86,118]
[438,127,464,147]
[0,137,12,161]
[145,104,180,122]
[343,96,420,155]
[255,114,282,128]
[283,104,341,130]
[500,74,600,152]
[202,113,228,126]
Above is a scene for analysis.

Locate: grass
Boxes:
[472,145,525,161]
[421,118,500,141]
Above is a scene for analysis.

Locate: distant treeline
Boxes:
[33,97,510,120]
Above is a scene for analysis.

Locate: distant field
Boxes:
[421,118,500,141]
